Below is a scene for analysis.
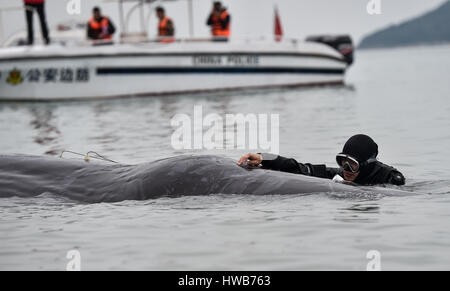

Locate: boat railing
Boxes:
[0,5,53,47]
[0,6,35,47]
[86,35,303,48]
[120,35,302,46]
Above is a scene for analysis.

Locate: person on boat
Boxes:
[237,134,406,186]
[156,6,175,43]
[206,1,231,41]
[23,0,50,45]
[87,7,116,42]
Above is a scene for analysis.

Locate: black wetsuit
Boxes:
[260,154,405,186]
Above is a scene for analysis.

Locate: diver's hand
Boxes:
[237,153,262,167]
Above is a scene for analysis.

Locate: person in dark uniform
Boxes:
[237,134,405,186]
[24,0,50,45]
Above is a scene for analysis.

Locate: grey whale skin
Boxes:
[0,155,412,203]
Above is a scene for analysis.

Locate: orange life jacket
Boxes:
[211,11,230,37]
[89,17,112,40]
[158,16,175,43]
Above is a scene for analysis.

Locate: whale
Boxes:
[0,154,414,203]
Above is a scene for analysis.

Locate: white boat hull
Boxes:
[0,42,348,101]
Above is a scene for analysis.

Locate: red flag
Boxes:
[274,6,283,42]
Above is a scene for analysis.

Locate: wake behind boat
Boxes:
[0,0,353,101]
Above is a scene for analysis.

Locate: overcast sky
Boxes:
[0,0,447,45]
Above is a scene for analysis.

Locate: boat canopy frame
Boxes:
[0,5,39,47]
[105,0,195,42]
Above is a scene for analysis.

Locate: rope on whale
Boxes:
[59,150,118,164]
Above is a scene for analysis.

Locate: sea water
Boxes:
[0,45,449,270]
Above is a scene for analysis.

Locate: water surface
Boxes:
[1,45,450,270]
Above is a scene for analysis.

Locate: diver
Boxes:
[87,7,116,42]
[237,134,405,186]
[156,6,175,43]
[206,1,231,41]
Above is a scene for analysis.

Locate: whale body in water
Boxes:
[0,155,413,203]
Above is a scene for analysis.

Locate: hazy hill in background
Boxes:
[359,0,450,49]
